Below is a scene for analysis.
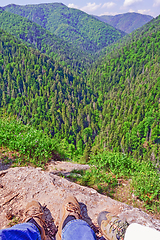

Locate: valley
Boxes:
[0,2,159,220]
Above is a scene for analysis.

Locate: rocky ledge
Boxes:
[0,165,160,239]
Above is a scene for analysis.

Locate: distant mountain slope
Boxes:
[3,3,126,53]
[89,15,160,94]
[0,12,160,214]
[0,9,91,69]
[85,14,160,157]
[95,12,153,33]
[0,15,160,164]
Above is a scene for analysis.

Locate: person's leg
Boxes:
[0,200,46,240]
[62,219,96,240]
[56,195,96,240]
[0,222,41,240]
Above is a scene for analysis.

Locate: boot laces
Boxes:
[65,202,82,218]
[24,206,44,222]
[110,219,129,240]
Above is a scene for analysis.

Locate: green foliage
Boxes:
[0,10,160,213]
[89,15,160,92]
[0,9,92,69]
[86,15,160,163]
[77,151,160,208]
[132,165,160,203]
[89,151,137,176]
[4,3,126,53]
[0,15,160,165]
[0,117,63,166]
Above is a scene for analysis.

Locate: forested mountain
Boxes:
[3,3,126,53]
[91,15,160,91]
[0,3,159,214]
[0,9,92,70]
[0,14,160,165]
[86,15,160,160]
[95,12,153,33]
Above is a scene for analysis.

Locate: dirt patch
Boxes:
[46,160,90,176]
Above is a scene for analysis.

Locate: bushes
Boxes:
[0,116,159,212]
[0,117,62,165]
[89,151,137,177]
[81,151,160,209]
[132,163,160,203]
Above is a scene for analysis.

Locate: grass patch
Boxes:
[7,216,20,227]
[70,151,160,216]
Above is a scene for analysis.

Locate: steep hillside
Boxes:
[86,15,160,159]
[3,3,126,53]
[0,14,160,213]
[0,9,91,69]
[0,28,79,130]
[95,12,153,33]
[91,15,160,91]
[0,14,160,165]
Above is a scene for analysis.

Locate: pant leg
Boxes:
[0,223,41,240]
[62,219,97,240]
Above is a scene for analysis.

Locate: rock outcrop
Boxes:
[0,163,160,239]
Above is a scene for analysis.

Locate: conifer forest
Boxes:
[0,3,159,214]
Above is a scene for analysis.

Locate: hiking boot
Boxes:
[97,211,129,240]
[56,194,82,240]
[24,200,46,240]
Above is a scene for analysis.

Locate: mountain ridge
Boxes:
[0,15,159,164]
[3,2,126,53]
[0,4,159,216]
[0,9,92,69]
[94,12,154,33]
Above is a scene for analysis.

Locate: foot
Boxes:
[24,200,46,240]
[97,211,129,240]
[56,195,82,240]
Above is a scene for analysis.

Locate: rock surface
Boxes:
[0,163,160,239]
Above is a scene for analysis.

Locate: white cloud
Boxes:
[81,2,102,13]
[102,2,116,9]
[99,11,119,16]
[128,8,134,12]
[137,9,152,15]
[68,3,79,9]
[153,0,160,7]
[123,0,142,7]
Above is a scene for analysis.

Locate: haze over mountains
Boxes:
[0,2,160,212]
[94,12,154,33]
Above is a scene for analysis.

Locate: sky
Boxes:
[0,0,160,17]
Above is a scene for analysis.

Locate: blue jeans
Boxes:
[0,223,41,240]
[0,220,96,240]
